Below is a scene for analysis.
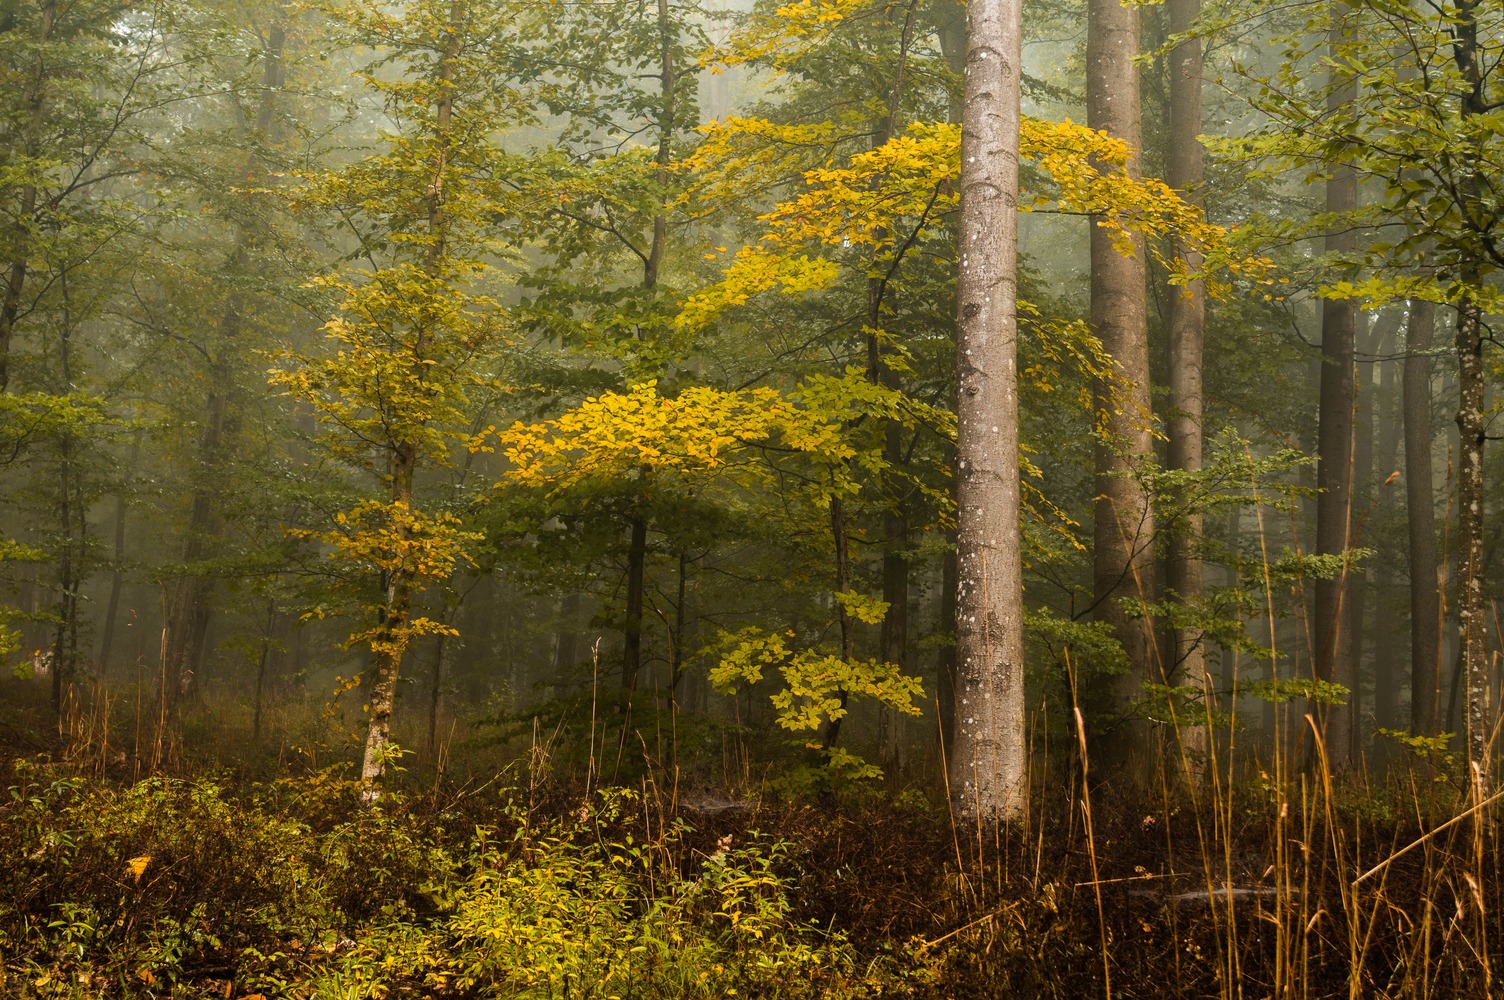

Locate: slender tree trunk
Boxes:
[950,0,1027,821]
[823,494,856,748]
[1454,291,1488,776]
[1164,0,1208,772]
[252,599,276,743]
[360,7,456,801]
[98,431,141,678]
[554,591,580,693]
[162,21,286,713]
[1374,317,1404,733]
[669,551,691,697]
[871,0,918,784]
[1405,300,1442,735]
[361,446,418,800]
[937,539,958,754]
[1088,0,1157,759]
[0,0,56,394]
[1449,0,1491,787]
[1349,315,1378,748]
[620,516,649,693]
[1312,13,1358,767]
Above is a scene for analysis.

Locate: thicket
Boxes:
[2,688,1500,1000]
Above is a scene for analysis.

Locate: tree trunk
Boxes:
[1088,0,1157,759]
[621,515,649,692]
[1373,316,1404,733]
[162,21,286,714]
[359,7,455,801]
[1312,13,1358,767]
[252,599,276,743]
[823,494,856,749]
[0,0,56,394]
[1454,292,1488,777]
[360,446,418,801]
[98,431,140,679]
[1349,314,1379,748]
[1164,0,1208,773]
[950,0,1028,822]
[1405,300,1441,735]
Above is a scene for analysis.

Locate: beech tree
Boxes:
[271,0,516,800]
[1087,0,1157,762]
[950,0,1027,820]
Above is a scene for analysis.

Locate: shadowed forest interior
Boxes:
[1,0,1503,995]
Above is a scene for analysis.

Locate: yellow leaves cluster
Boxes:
[293,500,481,582]
[680,118,1270,329]
[708,627,923,734]
[499,381,805,490]
[704,0,875,71]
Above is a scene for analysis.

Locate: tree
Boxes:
[1312,3,1359,767]
[1164,0,1210,770]
[950,0,1027,820]
[1088,0,1157,762]
[271,0,515,800]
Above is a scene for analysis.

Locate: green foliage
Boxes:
[0,767,894,999]
[1244,676,1350,707]
[709,627,923,737]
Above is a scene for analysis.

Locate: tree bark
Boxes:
[950,0,1027,821]
[1164,0,1209,772]
[1454,292,1488,776]
[1312,13,1358,767]
[1403,301,1440,735]
[1088,0,1157,759]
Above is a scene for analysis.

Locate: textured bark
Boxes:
[1312,16,1358,767]
[1165,0,1209,770]
[951,0,1027,821]
[1455,294,1488,775]
[1449,0,1491,785]
[1088,0,1157,754]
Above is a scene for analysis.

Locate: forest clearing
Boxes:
[1,0,1502,995]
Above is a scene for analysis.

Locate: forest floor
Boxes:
[0,680,1498,999]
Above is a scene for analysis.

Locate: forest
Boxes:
[0,0,1501,995]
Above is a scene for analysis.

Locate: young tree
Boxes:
[272,0,515,800]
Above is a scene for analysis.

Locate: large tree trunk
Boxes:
[950,0,1027,822]
[1088,0,1157,760]
[1405,300,1442,735]
[1164,0,1208,772]
[1312,15,1358,767]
